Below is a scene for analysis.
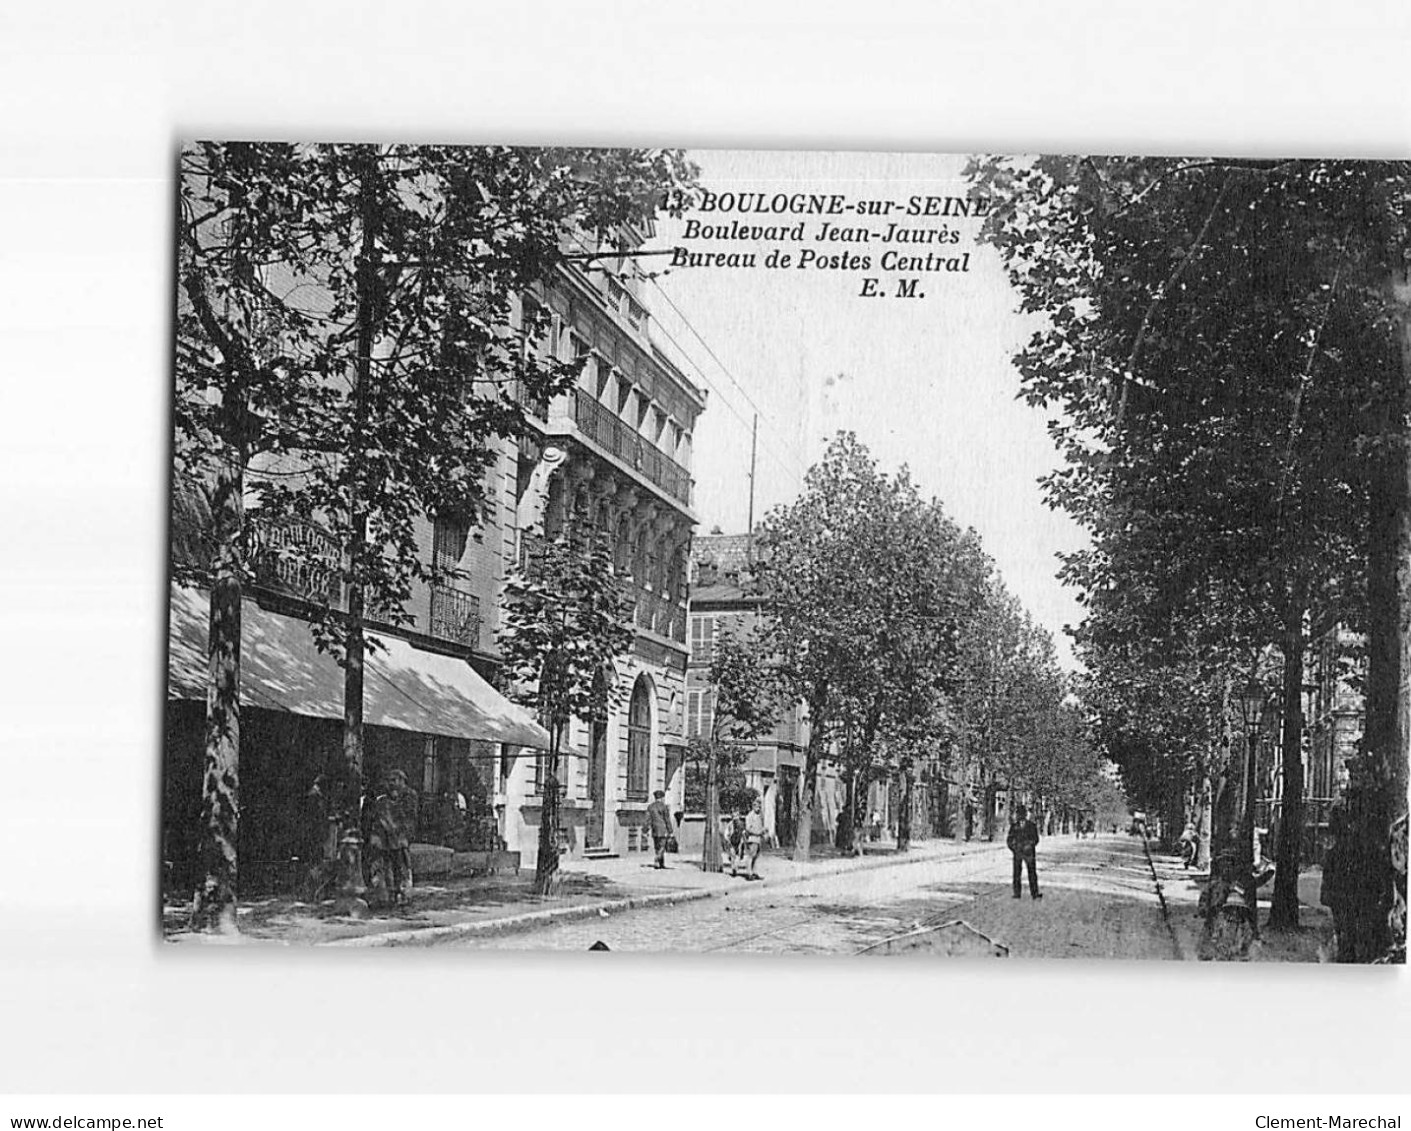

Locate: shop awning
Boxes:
[166,586,549,749]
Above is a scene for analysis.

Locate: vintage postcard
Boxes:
[164,145,1409,962]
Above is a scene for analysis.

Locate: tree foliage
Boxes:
[969,155,1409,947]
[174,141,697,923]
[498,523,635,894]
[687,623,784,871]
[753,431,1106,858]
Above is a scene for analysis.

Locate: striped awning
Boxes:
[166,585,549,749]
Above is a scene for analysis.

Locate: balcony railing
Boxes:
[429,582,482,647]
[572,388,691,506]
[514,533,685,644]
[629,586,682,640]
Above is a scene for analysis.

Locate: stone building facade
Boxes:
[502,230,707,860]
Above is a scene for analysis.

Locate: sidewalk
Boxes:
[164,835,1003,947]
[1143,842,1335,962]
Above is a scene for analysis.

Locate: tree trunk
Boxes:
[534,765,561,895]
[1269,614,1306,928]
[1241,712,1260,936]
[836,766,857,853]
[191,462,242,933]
[794,740,822,863]
[1196,749,1214,871]
[335,152,380,917]
[1201,682,1256,956]
[897,762,913,852]
[337,574,369,913]
[702,754,722,873]
[1350,266,1411,960]
[793,692,826,862]
[983,782,996,841]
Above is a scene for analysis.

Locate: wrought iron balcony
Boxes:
[572,388,691,506]
[631,586,687,643]
[429,582,482,647]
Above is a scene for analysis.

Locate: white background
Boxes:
[1,0,1408,1095]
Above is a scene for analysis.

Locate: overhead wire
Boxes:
[644,272,801,465]
[563,233,808,489]
[639,300,806,487]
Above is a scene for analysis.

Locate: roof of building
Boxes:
[691,582,760,605]
[693,532,754,571]
[690,532,765,607]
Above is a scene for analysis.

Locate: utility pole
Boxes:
[747,413,758,543]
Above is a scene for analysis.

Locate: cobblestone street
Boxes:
[430,833,1182,958]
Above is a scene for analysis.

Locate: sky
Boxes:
[646,149,1090,668]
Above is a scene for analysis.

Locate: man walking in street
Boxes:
[743,796,767,880]
[1007,804,1042,900]
[646,789,675,870]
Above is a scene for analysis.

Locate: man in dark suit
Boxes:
[1007,804,1043,900]
[646,789,675,869]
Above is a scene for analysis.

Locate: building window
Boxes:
[614,514,632,575]
[432,516,469,574]
[627,676,652,801]
[687,689,714,739]
[594,354,612,402]
[690,615,716,663]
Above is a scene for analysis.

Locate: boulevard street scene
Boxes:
[164,145,1408,963]
[421,833,1224,959]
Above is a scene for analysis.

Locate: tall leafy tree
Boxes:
[175,142,697,926]
[499,524,634,894]
[754,432,1079,858]
[176,143,340,930]
[970,156,1408,946]
[688,624,783,872]
[753,433,907,861]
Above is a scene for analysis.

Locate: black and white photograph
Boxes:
[6,0,1411,1110]
[162,145,1409,964]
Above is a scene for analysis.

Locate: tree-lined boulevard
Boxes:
[167,145,1407,964]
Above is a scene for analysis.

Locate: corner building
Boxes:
[505,228,706,860]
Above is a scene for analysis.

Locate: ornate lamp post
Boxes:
[1238,680,1267,939]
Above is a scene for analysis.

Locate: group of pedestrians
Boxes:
[302,767,418,909]
[645,791,767,880]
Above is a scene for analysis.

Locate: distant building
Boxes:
[686,532,829,846]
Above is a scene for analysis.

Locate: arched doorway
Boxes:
[586,669,610,849]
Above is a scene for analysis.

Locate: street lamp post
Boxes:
[1238,680,1267,940]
